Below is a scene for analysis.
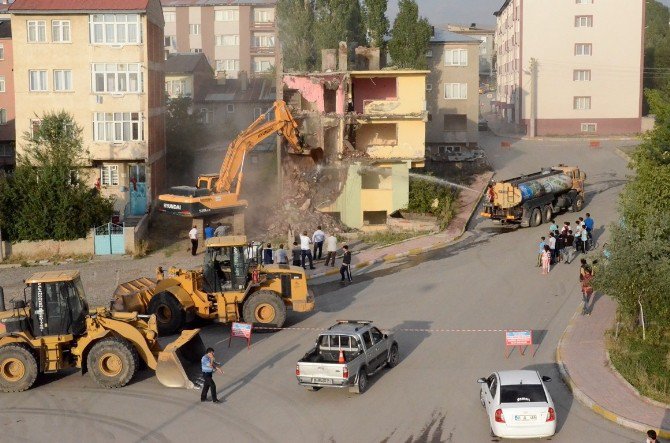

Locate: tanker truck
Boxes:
[480,165,586,227]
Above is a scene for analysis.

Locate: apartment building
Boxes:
[446,23,495,81]
[9,0,166,218]
[0,20,14,171]
[426,29,480,158]
[165,52,214,102]
[493,0,644,136]
[161,0,276,79]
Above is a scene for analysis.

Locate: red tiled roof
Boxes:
[9,0,149,12]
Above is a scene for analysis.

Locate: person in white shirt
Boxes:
[189,225,198,256]
[312,226,326,260]
[324,233,338,267]
[299,231,314,269]
[547,232,557,264]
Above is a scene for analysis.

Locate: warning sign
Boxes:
[505,330,533,358]
[229,322,253,349]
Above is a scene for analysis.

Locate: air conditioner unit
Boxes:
[96,95,103,104]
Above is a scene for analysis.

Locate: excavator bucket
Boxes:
[155,329,206,389]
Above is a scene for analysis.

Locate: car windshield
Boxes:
[500,384,547,403]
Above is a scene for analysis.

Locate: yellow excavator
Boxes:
[157,100,319,232]
[0,271,204,392]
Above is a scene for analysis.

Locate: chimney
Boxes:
[321,49,337,71]
[239,71,248,91]
[338,41,348,71]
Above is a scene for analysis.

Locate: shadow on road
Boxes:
[522,362,572,435]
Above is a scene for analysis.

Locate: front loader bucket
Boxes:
[155,329,206,389]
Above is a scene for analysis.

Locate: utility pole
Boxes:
[529,58,538,138]
[275,41,284,192]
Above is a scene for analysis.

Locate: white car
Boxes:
[478,370,557,439]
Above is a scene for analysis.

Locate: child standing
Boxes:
[537,236,546,267]
[541,245,551,275]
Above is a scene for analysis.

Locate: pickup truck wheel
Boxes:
[571,195,584,212]
[243,290,287,330]
[529,207,542,227]
[148,292,185,335]
[542,205,553,224]
[355,370,368,394]
[386,344,399,368]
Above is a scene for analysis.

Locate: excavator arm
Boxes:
[215,100,306,194]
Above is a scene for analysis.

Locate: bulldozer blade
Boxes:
[155,329,206,389]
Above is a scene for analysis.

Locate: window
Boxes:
[166,79,190,96]
[254,107,263,119]
[216,34,239,46]
[94,112,142,142]
[29,70,48,91]
[444,114,467,131]
[581,123,597,132]
[215,9,239,21]
[0,44,5,60]
[190,48,203,53]
[200,108,213,124]
[90,14,141,45]
[52,20,71,42]
[500,384,548,403]
[53,70,73,91]
[27,20,47,43]
[254,60,272,73]
[370,327,384,344]
[0,143,13,157]
[362,331,373,349]
[254,10,271,23]
[0,109,6,124]
[164,35,176,48]
[445,49,468,66]
[226,104,235,113]
[573,69,591,81]
[100,164,119,186]
[574,96,591,110]
[189,24,200,35]
[216,59,239,72]
[425,49,433,58]
[30,119,42,137]
[164,11,176,22]
[253,34,274,47]
[576,0,593,4]
[444,83,467,99]
[92,63,142,93]
[426,83,432,91]
[0,76,4,93]
[575,43,592,55]
[575,16,593,27]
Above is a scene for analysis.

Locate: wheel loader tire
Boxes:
[242,290,287,331]
[148,292,185,335]
[529,207,542,227]
[87,337,139,388]
[0,345,38,392]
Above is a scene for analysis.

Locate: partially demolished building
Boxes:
[282,46,428,229]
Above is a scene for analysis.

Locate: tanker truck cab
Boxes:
[481,164,586,227]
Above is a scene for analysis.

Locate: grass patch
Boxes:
[608,328,670,404]
[359,230,430,247]
[1,253,92,265]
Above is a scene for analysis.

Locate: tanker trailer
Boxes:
[480,165,586,227]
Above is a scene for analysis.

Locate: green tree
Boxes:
[314,0,365,59]
[362,0,389,48]
[165,96,206,186]
[277,0,316,71]
[0,111,113,241]
[644,1,670,107]
[388,0,432,69]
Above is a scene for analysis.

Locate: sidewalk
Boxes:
[305,171,494,280]
[557,296,670,438]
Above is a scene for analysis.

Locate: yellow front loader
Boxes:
[0,271,205,393]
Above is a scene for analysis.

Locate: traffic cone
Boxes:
[338,349,345,363]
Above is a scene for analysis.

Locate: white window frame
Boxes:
[0,44,5,60]
[100,164,120,186]
[0,76,5,93]
[254,10,271,23]
[92,63,143,94]
[216,34,239,46]
[93,112,143,143]
[253,34,274,47]
[426,83,432,91]
[573,69,591,81]
[166,79,190,96]
[575,43,592,56]
[215,9,239,22]
[52,20,71,43]
[217,59,240,72]
[30,119,42,138]
[165,35,176,48]
[27,20,47,43]
[164,11,176,23]
[581,123,597,132]
[444,49,468,66]
[425,49,433,58]
[575,16,593,27]
[53,70,73,92]
[576,0,593,4]
[89,14,141,45]
[189,24,200,35]
[444,83,467,100]
[254,60,272,73]
[29,70,48,92]
[200,108,213,124]
[190,48,203,53]
[573,96,591,110]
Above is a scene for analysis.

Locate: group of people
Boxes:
[188,223,229,256]
[262,226,353,283]
[537,213,595,274]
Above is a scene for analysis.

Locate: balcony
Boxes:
[251,21,275,30]
[250,46,275,55]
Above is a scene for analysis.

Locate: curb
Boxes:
[613,148,633,163]
[307,173,490,281]
[556,307,670,439]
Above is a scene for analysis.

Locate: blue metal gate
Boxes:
[94,223,125,255]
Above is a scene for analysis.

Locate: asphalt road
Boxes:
[0,133,643,442]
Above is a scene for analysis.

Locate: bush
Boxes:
[406,173,459,230]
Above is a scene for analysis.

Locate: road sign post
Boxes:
[229,322,253,350]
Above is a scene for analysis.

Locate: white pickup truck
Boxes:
[295,320,399,394]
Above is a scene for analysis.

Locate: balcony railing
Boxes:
[251,21,275,29]
[250,46,275,55]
